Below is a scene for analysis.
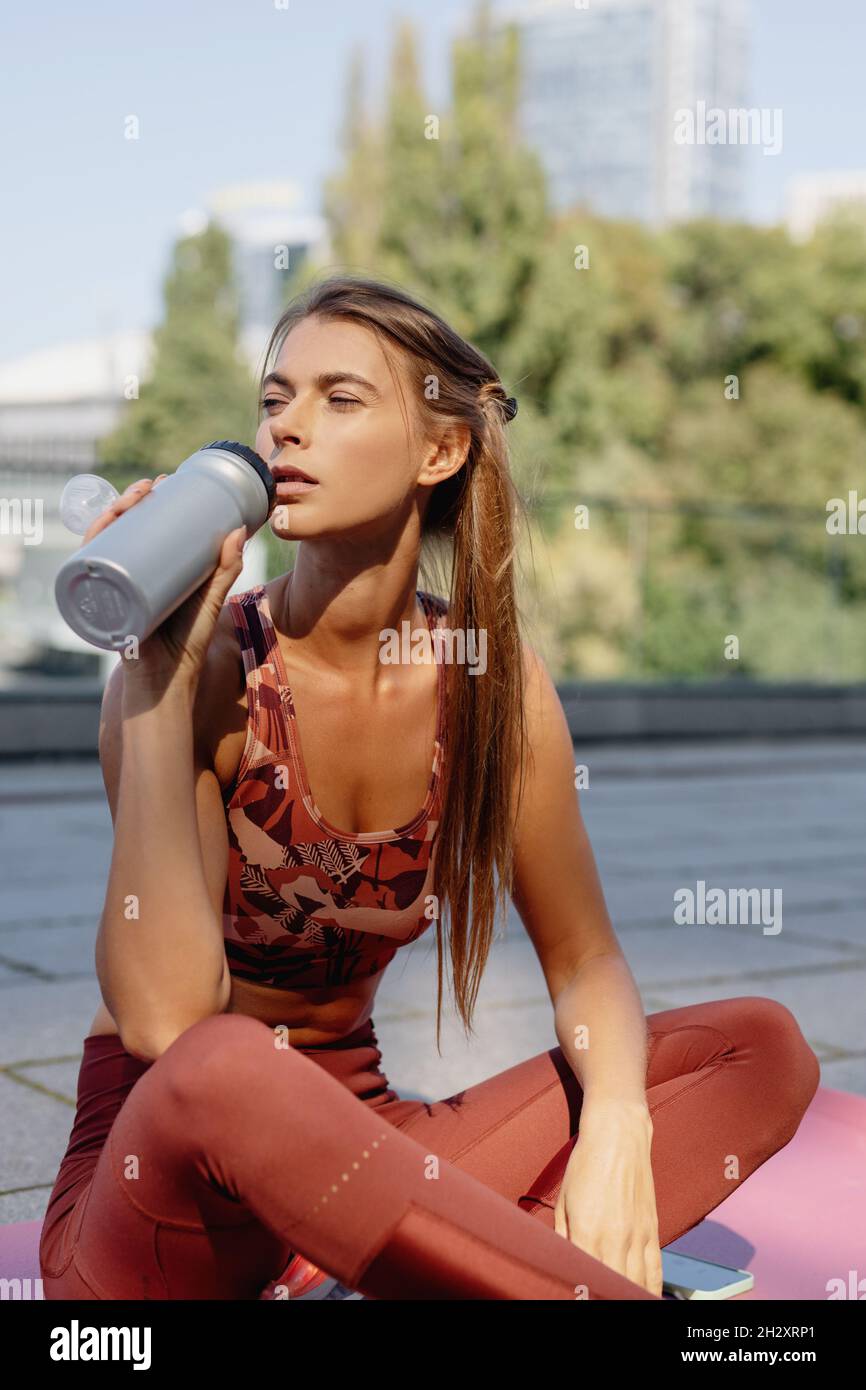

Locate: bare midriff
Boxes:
[85,575,436,1051]
[86,970,385,1048]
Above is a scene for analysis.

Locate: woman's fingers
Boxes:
[116,477,153,505]
[213,527,247,593]
[81,476,157,546]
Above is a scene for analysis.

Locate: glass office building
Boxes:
[500,0,750,225]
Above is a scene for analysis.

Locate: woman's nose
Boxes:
[268,407,304,449]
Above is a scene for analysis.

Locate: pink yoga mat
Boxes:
[666,1087,866,1300]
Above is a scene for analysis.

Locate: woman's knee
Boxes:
[153,1011,279,1112]
[728,995,820,1134]
[671,995,819,1129]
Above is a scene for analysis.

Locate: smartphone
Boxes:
[662,1249,754,1299]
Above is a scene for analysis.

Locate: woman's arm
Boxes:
[509,644,650,1104]
[94,644,233,1063]
[509,645,661,1295]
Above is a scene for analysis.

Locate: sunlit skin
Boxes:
[88,314,662,1295]
[253,318,660,1294]
[254,315,470,659]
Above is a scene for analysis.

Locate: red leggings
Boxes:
[39,995,819,1300]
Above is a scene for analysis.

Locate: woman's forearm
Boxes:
[553,952,651,1114]
[97,681,227,1054]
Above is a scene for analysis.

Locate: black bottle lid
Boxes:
[201,440,276,508]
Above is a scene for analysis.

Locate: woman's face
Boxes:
[255,314,452,542]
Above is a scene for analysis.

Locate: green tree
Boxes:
[305,4,866,680]
[98,221,257,484]
[322,0,548,357]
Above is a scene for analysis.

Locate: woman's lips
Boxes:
[275,478,319,495]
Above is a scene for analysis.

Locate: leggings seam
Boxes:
[152,1223,176,1299]
[428,1023,736,1163]
[40,1222,80,1281]
[69,1252,108,1300]
[106,1123,266,1233]
[648,1055,732,1120]
[437,1076,564,1164]
[40,1174,97,1281]
[647,1022,737,1055]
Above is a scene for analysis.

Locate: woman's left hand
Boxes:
[554,1097,663,1297]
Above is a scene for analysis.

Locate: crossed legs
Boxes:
[43,995,819,1300]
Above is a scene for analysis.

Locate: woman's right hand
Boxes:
[81,474,247,695]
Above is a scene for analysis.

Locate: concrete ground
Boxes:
[1,736,864,1226]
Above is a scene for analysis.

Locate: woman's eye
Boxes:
[259,394,360,413]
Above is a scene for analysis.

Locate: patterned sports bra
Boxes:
[220,583,448,990]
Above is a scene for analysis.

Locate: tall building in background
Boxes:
[499,0,751,226]
[202,182,329,361]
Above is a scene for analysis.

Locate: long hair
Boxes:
[259,274,531,1051]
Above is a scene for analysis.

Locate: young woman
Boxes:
[40,275,820,1301]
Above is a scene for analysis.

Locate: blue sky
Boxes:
[2,0,865,361]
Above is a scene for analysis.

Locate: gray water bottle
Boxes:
[54,440,276,651]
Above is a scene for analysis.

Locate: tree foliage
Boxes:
[314,0,866,679]
[98,221,257,480]
[116,2,866,680]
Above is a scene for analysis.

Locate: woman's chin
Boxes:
[269,504,317,537]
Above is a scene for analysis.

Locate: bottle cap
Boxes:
[201,440,277,510]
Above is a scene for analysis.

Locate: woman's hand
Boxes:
[81,474,247,696]
[554,1097,662,1296]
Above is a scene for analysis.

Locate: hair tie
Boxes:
[480,384,519,423]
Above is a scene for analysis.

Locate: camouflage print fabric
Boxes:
[221,584,448,989]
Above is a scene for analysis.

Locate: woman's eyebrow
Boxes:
[262,370,381,396]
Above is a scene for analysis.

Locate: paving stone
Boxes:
[0,884,105,927]
[0,1189,52,1224]
[378,891,862,1098]
[0,1074,75,1189]
[815,1055,866,1096]
[604,889,866,945]
[13,1058,83,1106]
[618,925,856,992]
[0,757,104,796]
[0,978,102,1066]
[653,969,866,1082]
[374,1000,560,1102]
[0,922,100,979]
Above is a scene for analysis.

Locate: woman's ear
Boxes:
[419,423,472,488]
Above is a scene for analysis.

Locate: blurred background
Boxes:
[1,0,865,1238]
[3,0,866,687]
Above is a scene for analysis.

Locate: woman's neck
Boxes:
[269,559,427,679]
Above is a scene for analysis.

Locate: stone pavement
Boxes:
[1,737,864,1226]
